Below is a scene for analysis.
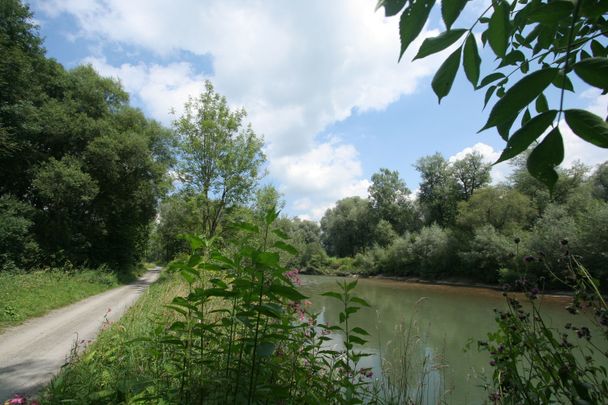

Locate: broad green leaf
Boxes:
[487,0,510,57]
[432,48,461,103]
[481,68,558,131]
[479,72,505,88]
[264,207,279,225]
[399,0,436,60]
[349,335,368,345]
[414,29,466,60]
[269,283,307,300]
[552,70,574,92]
[484,85,497,108]
[350,296,371,307]
[231,221,259,233]
[521,108,532,126]
[535,93,549,113]
[351,326,370,336]
[255,251,280,267]
[345,279,359,291]
[591,40,606,58]
[496,110,557,164]
[271,228,290,240]
[441,0,468,30]
[497,114,517,141]
[498,50,525,68]
[565,109,608,148]
[257,303,283,319]
[378,0,407,16]
[573,57,608,91]
[321,291,343,300]
[463,34,480,87]
[527,127,564,192]
[527,1,573,24]
[273,240,298,255]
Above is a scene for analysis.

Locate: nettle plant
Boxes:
[161,209,375,404]
[378,0,608,191]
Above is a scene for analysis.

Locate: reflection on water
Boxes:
[300,275,578,404]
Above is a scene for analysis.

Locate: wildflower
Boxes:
[7,394,26,405]
[560,239,568,246]
[489,360,496,366]
[513,237,520,244]
[523,255,535,263]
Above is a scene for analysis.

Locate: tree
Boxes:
[451,151,491,200]
[368,168,419,234]
[415,153,460,226]
[591,161,608,201]
[378,0,608,191]
[456,186,536,234]
[320,196,374,257]
[173,81,266,237]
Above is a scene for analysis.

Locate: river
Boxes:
[300,275,589,404]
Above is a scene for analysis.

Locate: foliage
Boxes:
[0,1,173,272]
[46,211,378,404]
[459,225,517,283]
[0,195,38,270]
[0,266,119,331]
[480,256,608,404]
[451,151,492,200]
[378,0,608,191]
[456,187,536,234]
[415,153,460,226]
[321,196,375,257]
[368,168,419,234]
[173,81,266,238]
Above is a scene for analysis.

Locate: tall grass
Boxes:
[0,266,119,331]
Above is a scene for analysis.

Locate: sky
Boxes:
[28,0,608,220]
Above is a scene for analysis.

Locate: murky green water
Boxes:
[300,275,589,404]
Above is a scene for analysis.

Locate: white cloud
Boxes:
[38,0,443,219]
[271,138,371,220]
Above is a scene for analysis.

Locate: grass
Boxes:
[42,272,185,403]
[0,267,121,332]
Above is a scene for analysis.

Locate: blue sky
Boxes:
[29,0,607,219]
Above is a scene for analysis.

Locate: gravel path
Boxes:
[0,268,161,400]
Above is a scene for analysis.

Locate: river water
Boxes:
[299,275,587,404]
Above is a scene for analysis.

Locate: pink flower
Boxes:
[8,394,26,404]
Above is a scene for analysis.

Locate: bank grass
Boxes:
[42,271,186,403]
[0,266,121,332]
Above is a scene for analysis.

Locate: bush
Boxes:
[408,225,454,277]
[459,225,517,283]
[0,195,39,271]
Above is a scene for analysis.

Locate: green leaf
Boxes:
[378,0,407,16]
[496,110,557,164]
[345,279,358,291]
[321,291,343,300]
[484,85,497,108]
[350,297,371,307]
[481,68,558,131]
[272,228,290,240]
[552,70,574,92]
[441,0,468,30]
[463,34,480,87]
[497,50,525,68]
[527,1,573,25]
[565,109,608,148]
[497,114,517,141]
[257,303,283,319]
[269,284,307,301]
[431,48,461,103]
[487,0,510,57]
[573,57,608,91]
[527,126,564,192]
[255,252,280,267]
[265,209,279,226]
[273,240,298,255]
[351,326,370,336]
[414,29,466,60]
[232,221,259,234]
[399,0,436,61]
[591,40,606,58]
[479,72,505,88]
[349,335,368,345]
[535,93,549,113]
[521,108,532,126]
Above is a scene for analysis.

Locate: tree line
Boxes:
[0,1,173,273]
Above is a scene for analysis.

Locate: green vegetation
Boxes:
[0,0,172,275]
[0,267,119,331]
[379,0,608,191]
